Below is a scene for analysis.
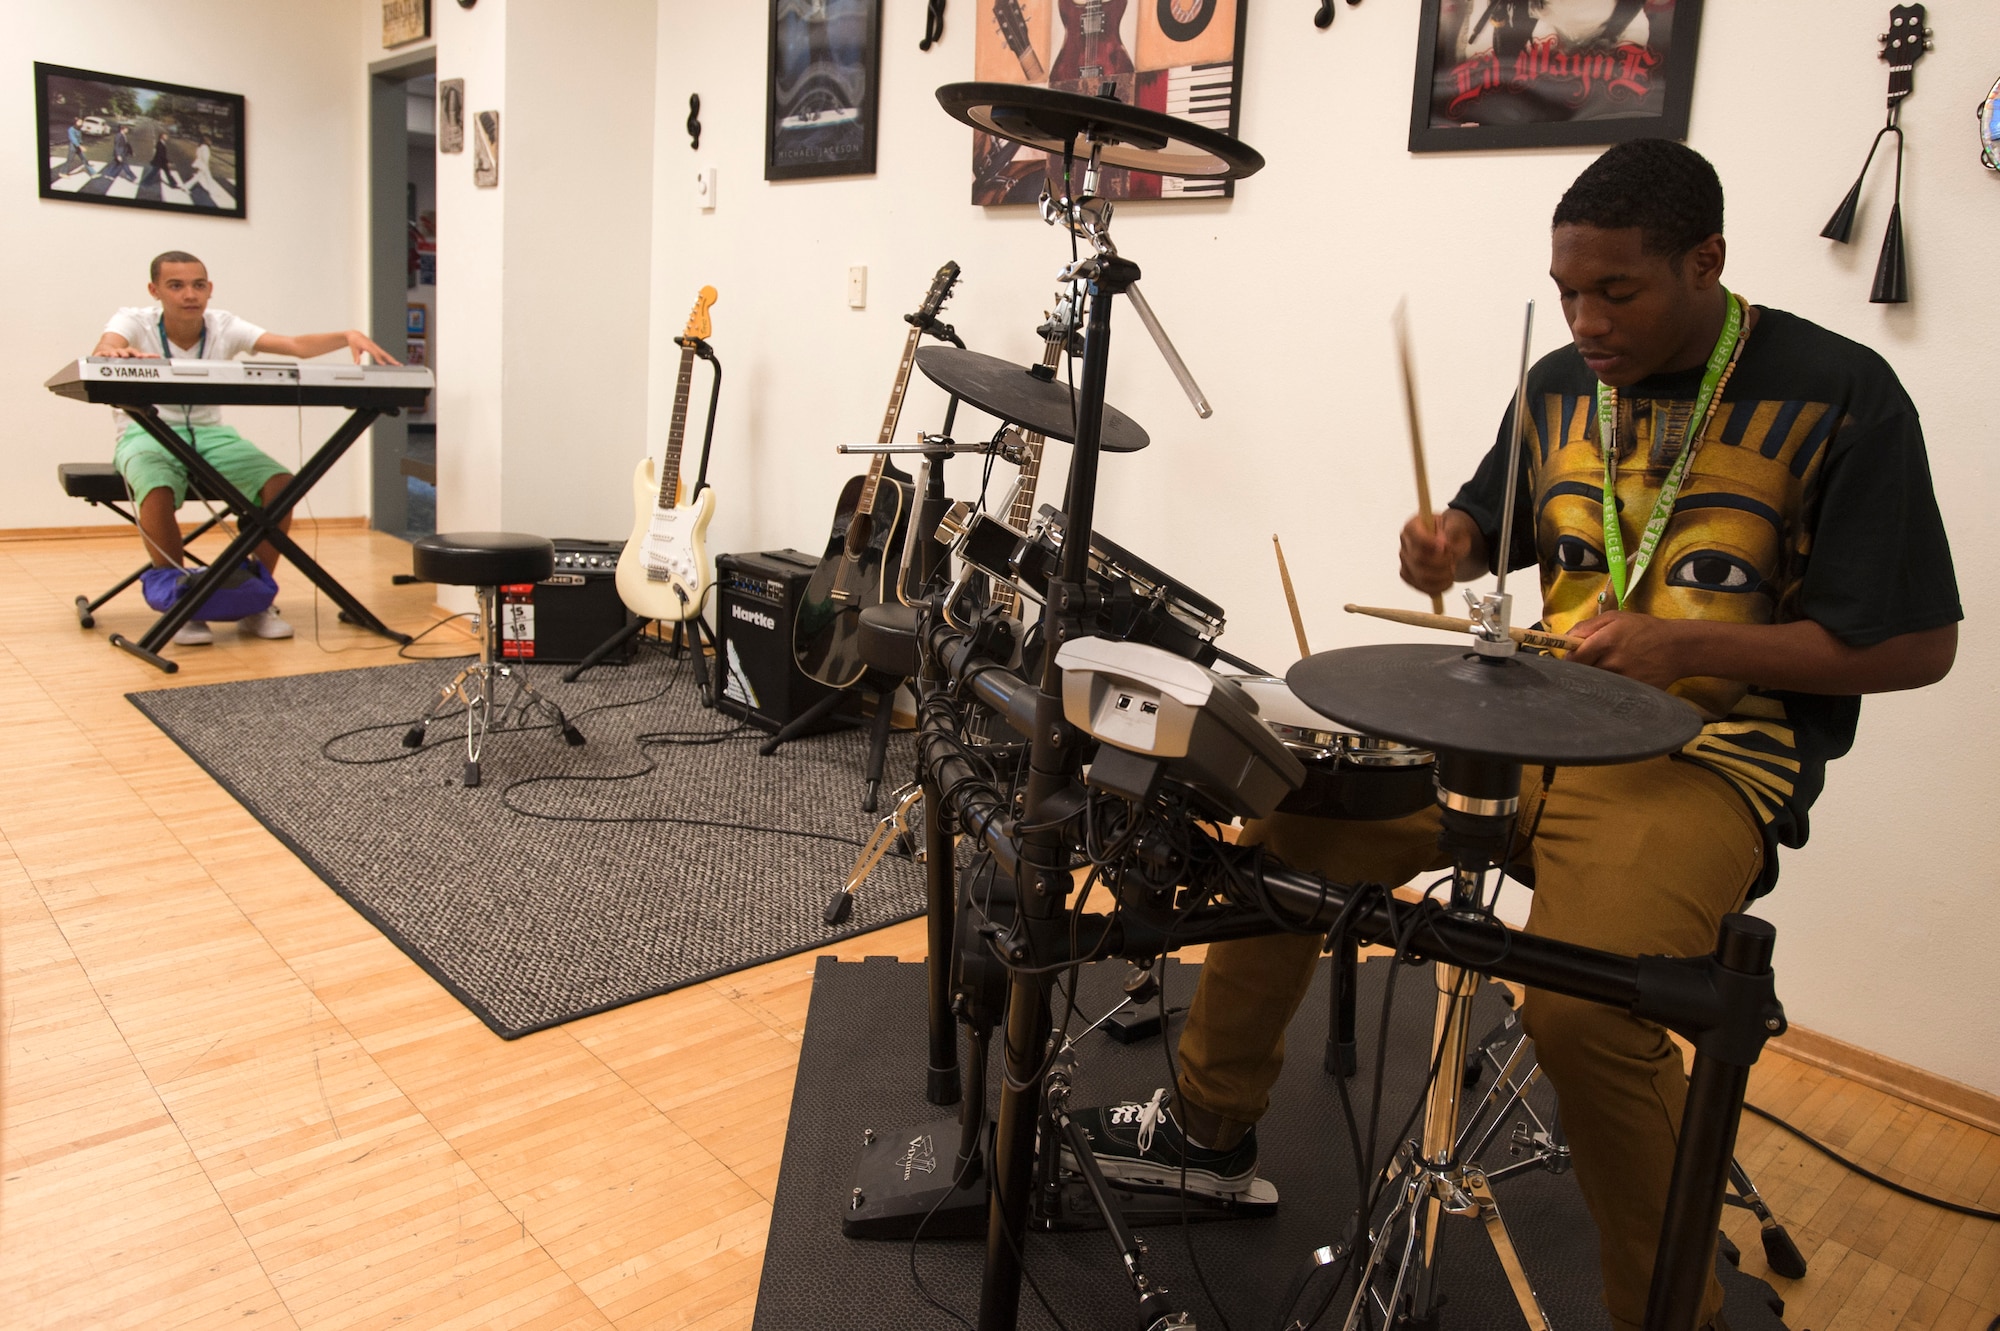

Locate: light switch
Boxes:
[848,266,867,309]
[696,166,716,210]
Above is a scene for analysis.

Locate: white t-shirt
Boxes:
[102,305,268,437]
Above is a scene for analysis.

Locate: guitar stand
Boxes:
[108,402,412,673]
[563,611,716,707]
[568,340,724,695]
[757,680,893,810]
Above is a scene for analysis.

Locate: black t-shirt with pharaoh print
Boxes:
[1449,306,1960,894]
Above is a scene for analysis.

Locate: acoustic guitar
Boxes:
[614,286,717,623]
[793,261,963,688]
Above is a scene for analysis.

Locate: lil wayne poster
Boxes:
[1409,0,1704,152]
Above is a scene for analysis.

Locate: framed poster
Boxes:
[438,78,465,153]
[473,110,499,187]
[383,0,431,48]
[1409,0,1704,152]
[35,62,246,218]
[970,0,1248,205]
[766,0,882,180]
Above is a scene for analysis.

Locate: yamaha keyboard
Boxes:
[45,357,434,410]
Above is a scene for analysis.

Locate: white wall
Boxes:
[499,0,657,537]
[1,0,368,530]
[651,0,2000,1094]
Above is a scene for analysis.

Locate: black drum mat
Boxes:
[755,955,1790,1331]
[129,652,925,1038]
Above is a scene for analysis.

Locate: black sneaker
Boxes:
[1060,1089,1261,1198]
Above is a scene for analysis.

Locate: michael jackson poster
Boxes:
[1409,0,1704,152]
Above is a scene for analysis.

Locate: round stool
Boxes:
[856,602,920,678]
[404,531,582,787]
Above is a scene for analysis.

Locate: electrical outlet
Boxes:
[696,166,716,210]
[848,266,866,309]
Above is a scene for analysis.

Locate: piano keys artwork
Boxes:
[970,0,1247,205]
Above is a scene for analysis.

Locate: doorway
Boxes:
[368,50,437,540]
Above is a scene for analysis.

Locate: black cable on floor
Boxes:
[1742,1102,2000,1223]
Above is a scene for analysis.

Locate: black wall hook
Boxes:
[922,0,946,50]
[687,93,701,151]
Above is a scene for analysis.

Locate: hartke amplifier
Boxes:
[496,539,639,665]
[713,548,849,734]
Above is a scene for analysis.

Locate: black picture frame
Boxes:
[35,62,247,219]
[1408,0,1704,153]
[765,0,882,181]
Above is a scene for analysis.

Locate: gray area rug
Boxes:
[129,649,925,1037]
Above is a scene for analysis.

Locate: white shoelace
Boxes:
[1135,1087,1168,1153]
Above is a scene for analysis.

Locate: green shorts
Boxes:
[113,421,290,510]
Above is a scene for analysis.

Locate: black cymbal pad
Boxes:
[937,82,1264,181]
[915,347,1149,452]
[1286,644,1703,767]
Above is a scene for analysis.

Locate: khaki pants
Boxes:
[1175,756,1763,1331]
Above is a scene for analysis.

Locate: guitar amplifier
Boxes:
[497,538,639,665]
[713,549,850,734]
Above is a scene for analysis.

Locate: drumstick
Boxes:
[1344,603,1581,654]
[1394,302,1448,616]
[1272,534,1312,658]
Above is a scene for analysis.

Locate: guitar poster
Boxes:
[971,0,1247,205]
[1408,0,1705,152]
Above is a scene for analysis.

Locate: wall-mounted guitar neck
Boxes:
[614,285,718,623]
[990,289,1082,618]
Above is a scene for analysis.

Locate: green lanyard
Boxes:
[1594,291,1745,608]
[159,313,208,434]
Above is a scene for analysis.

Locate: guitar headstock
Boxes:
[1880,5,1933,105]
[993,0,1034,56]
[908,261,962,326]
[681,286,718,345]
[1037,287,1082,348]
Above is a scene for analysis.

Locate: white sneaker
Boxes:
[173,619,214,646]
[240,607,294,640]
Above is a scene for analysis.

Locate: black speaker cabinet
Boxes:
[713,548,850,734]
[496,539,639,665]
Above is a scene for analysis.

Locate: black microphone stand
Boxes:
[565,337,724,694]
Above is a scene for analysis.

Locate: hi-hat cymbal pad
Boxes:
[915,347,1149,452]
[936,82,1264,181]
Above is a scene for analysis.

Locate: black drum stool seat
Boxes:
[857,602,920,678]
[403,531,582,787]
[411,530,556,587]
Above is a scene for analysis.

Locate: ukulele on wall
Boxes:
[614,286,717,622]
[793,262,962,689]
[1821,4,1932,304]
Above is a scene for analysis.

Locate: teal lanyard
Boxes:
[1594,291,1745,609]
[159,313,208,434]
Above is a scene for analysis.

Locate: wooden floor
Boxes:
[3,527,1995,1330]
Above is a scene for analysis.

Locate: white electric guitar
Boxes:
[615,286,717,622]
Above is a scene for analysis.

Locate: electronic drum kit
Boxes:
[860,80,1739,1331]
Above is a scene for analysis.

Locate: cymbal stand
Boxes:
[1336,300,1549,1330]
[1337,751,1550,1331]
[975,139,1215,1331]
